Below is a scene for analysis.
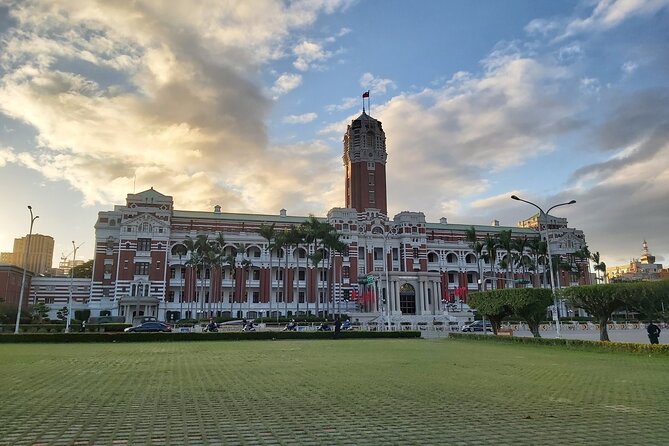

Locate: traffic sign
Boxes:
[367,275,375,285]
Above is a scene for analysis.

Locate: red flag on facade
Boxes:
[362,90,370,98]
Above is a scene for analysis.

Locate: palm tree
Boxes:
[302,216,328,317]
[257,223,277,320]
[591,251,607,283]
[183,235,206,319]
[511,236,529,286]
[481,234,498,290]
[527,237,547,288]
[465,226,484,291]
[322,229,346,319]
[497,230,514,288]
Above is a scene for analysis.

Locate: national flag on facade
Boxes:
[362,90,370,98]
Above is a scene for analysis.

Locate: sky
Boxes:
[0,0,668,270]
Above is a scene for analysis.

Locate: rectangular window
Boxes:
[343,266,350,278]
[277,291,284,303]
[170,268,176,279]
[319,270,327,281]
[298,270,305,281]
[276,270,284,280]
[253,292,260,303]
[252,270,260,281]
[299,291,305,303]
[369,190,375,204]
[168,291,175,302]
[137,238,151,252]
[374,247,383,261]
[467,273,474,284]
[413,248,419,259]
[368,172,375,186]
[134,262,149,276]
[358,247,365,260]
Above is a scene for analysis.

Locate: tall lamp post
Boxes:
[65,241,83,333]
[382,227,397,332]
[14,206,39,334]
[511,195,575,338]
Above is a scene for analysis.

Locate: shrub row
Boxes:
[0,330,421,343]
[0,323,133,333]
[449,332,669,355]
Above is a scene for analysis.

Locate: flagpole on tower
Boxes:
[362,90,370,113]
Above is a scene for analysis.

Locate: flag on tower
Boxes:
[362,90,370,98]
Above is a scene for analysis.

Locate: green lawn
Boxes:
[1,339,668,445]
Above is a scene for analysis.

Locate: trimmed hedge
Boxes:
[0,330,421,343]
[449,332,669,355]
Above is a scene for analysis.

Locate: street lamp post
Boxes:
[14,206,39,334]
[511,195,575,339]
[65,241,82,333]
[382,227,397,331]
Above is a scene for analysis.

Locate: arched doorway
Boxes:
[399,283,416,315]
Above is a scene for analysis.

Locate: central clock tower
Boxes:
[343,111,388,215]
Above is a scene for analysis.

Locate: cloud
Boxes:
[0,0,349,211]
[343,53,585,226]
[324,96,358,112]
[527,0,669,40]
[283,112,318,124]
[621,61,639,75]
[293,40,331,71]
[271,73,303,97]
[360,72,397,95]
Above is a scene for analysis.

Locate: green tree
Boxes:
[469,288,553,337]
[72,260,94,278]
[625,280,669,322]
[562,283,628,341]
[467,291,512,334]
[56,306,69,322]
[30,302,50,322]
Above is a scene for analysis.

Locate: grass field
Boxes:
[1,338,668,445]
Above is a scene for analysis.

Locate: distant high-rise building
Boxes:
[10,234,54,275]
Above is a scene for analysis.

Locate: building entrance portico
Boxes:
[119,296,160,324]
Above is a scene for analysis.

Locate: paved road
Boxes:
[512,327,666,344]
[421,327,666,344]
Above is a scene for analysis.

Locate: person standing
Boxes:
[647,321,661,345]
[334,318,342,339]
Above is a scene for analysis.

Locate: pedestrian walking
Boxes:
[647,321,661,345]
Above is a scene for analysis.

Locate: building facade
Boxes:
[1,234,54,275]
[27,110,590,323]
[607,240,664,282]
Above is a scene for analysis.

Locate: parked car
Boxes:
[124,321,172,333]
[461,320,493,332]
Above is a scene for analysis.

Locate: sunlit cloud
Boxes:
[283,112,318,124]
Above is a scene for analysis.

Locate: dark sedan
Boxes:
[124,322,172,333]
